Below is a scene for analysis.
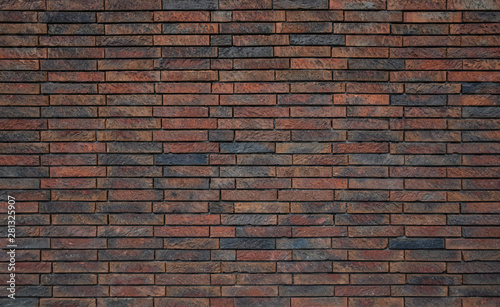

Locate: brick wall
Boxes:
[0,0,499,306]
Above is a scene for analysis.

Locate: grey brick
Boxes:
[390,95,446,106]
[463,107,500,118]
[336,191,389,201]
[349,59,404,70]
[163,238,218,250]
[405,155,461,166]
[220,166,275,177]
[18,238,50,249]
[279,286,333,296]
[108,142,162,154]
[277,238,330,249]
[392,24,448,35]
[223,214,276,226]
[39,12,96,23]
[290,34,345,45]
[41,274,96,285]
[349,131,403,142]
[276,143,330,154]
[99,154,153,165]
[0,131,39,142]
[292,131,345,142]
[220,23,275,34]
[41,60,97,71]
[463,83,500,94]
[220,142,274,153]
[463,274,500,285]
[405,298,461,307]
[163,0,218,10]
[274,0,328,9]
[389,238,444,249]
[0,167,49,177]
[238,154,291,165]
[209,131,234,141]
[41,107,97,118]
[219,47,273,58]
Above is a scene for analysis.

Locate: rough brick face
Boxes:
[0,0,499,306]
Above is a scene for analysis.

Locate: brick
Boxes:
[99,34,154,46]
[291,82,344,93]
[221,95,275,105]
[391,48,447,60]
[105,0,159,9]
[2,0,499,302]
[280,286,334,296]
[277,70,331,81]
[291,58,346,70]
[330,0,386,9]
[336,286,391,296]
[390,191,446,202]
[406,298,460,307]
[234,35,288,46]
[449,72,500,82]
[388,0,446,10]
[348,12,399,23]
[404,107,460,118]
[336,23,390,35]
[290,35,345,46]
[393,285,448,297]
[233,11,284,22]
[220,71,274,82]
[156,298,209,307]
[279,214,334,225]
[334,47,389,58]
[277,22,332,34]
[448,0,500,10]
[233,58,289,69]
[349,298,403,307]
[406,251,461,262]
[405,179,461,190]
[219,47,273,58]
[275,46,330,57]
[346,35,402,47]
[463,60,500,70]
[389,238,444,249]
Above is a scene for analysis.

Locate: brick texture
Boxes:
[0,0,499,306]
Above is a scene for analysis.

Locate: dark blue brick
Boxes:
[155,154,208,165]
[389,238,444,250]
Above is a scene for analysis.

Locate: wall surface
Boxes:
[0,0,499,306]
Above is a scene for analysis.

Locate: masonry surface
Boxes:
[0,0,499,306]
